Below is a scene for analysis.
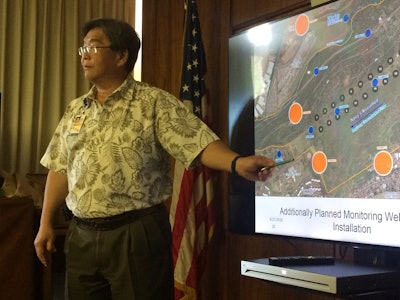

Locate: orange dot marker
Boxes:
[288,102,303,125]
[312,151,328,174]
[295,14,310,36]
[374,150,393,176]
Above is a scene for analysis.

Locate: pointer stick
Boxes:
[260,158,294,172]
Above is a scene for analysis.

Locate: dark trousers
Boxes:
[64,205,174,300]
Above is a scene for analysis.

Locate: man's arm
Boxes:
[199,140,274,181]
[34,170,68,267]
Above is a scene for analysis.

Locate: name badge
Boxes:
[70,114,86,136]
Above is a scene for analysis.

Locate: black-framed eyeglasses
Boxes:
[78,45,112,56]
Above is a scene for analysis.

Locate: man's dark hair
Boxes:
[82,18,141,73]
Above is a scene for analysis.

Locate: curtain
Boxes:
[0,0,135,174]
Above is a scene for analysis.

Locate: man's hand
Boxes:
[235,155,274,181]
[34,225,56,267]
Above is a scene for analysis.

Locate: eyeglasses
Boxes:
[78,45,112,56]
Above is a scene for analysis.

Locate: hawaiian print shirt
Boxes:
[41,74,219,218]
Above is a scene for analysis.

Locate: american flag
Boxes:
[170,0,215,299]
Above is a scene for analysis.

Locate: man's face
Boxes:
[80,28,121,84]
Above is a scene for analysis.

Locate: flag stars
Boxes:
[191,13,197,22]
[182,84,189,93]
[179,1,206,105]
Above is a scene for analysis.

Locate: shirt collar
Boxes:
[83,74,135,105]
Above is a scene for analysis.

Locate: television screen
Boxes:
[229,0,400,247]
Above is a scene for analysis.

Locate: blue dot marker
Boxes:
[372,78,379,87]
[277,151,282,158]
[365,28,372,38]
[343,14,350,23]
[308,126,314,134]
[335,107,341,116]
[313,68,319,76]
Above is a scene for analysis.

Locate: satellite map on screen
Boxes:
[255,0,400,200]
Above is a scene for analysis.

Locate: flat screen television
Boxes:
[229,0,400,250]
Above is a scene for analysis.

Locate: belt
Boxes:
[73,204,164,231]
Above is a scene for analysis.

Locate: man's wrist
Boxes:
[231,155,242,175]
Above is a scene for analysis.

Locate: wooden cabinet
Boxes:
[0,196,35,300]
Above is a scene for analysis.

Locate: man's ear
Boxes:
[117,49,129,67]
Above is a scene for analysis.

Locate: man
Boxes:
[34,18,274,299]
